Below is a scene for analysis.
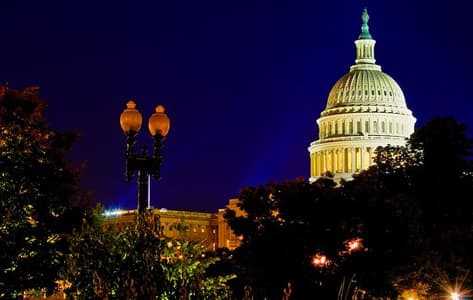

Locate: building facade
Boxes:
[103,198,244,251]
[308,9,416,181]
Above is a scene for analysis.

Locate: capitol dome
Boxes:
[323,69,412,117]
[308,8,416,181]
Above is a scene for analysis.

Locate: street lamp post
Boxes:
[120,100,170,217]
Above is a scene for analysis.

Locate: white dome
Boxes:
[308,8,416,181]
[323,69,412,117]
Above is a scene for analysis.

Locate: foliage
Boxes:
[225,177,358,299]
[160,221,235,299]
[64,208,165,299]
[225,116,473,299]
[64,211,234,299]
[0,86,83,297]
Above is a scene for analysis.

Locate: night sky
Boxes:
[1,1,472,212]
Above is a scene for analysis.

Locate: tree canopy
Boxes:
[225,116,473,299]
[0,86,84,297]
[63,210,235,299]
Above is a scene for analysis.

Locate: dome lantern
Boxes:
[354,8,377,67]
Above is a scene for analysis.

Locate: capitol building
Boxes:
[106,9,417,249]
[308,9,416,181]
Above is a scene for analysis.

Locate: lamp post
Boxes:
[120,100,170,217]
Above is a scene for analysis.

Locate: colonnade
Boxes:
[310,146,374,177]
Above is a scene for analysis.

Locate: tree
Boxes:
[64,211,235,299]
[402,117,473,296]
[64,208,165,299]
[160,221,235,299]
[345,116,473,297]
[225,177,361,299]
[225,117,473,298]
[0,86,83,298]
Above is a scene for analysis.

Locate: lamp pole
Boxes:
[120,100,170,218]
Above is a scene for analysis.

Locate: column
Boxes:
[369,147,374,166]
[324,151,328,175]
[332,150,337,174]
[360,147,366,170]
[351,148,356,173]
[311,153,315,177]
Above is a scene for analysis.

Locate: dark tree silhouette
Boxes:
[226,116,473,299]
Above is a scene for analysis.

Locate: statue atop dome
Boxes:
[359,8,372,40]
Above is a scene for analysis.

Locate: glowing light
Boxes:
[311,253,330,268]
[346,237,363,253]
[102,208,126,217]
[400,289,420,300]
[451,292,460,300]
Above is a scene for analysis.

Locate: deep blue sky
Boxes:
[1,1,472,212]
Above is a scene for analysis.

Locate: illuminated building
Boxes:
[103,198,244,251]
[308,9,416,181]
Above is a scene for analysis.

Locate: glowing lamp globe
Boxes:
[120,100,142,133]
[148,105,170,137]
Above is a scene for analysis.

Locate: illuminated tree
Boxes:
[160,221,235,299]
[0,86,83,298]
[64,211,234,299]
[64,208,165,299]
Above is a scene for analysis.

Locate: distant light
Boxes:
[160,208,168,212]
[346,237,363,253]
[102,208,126,217]
[311,253,330,268]
[451,292,460,300]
